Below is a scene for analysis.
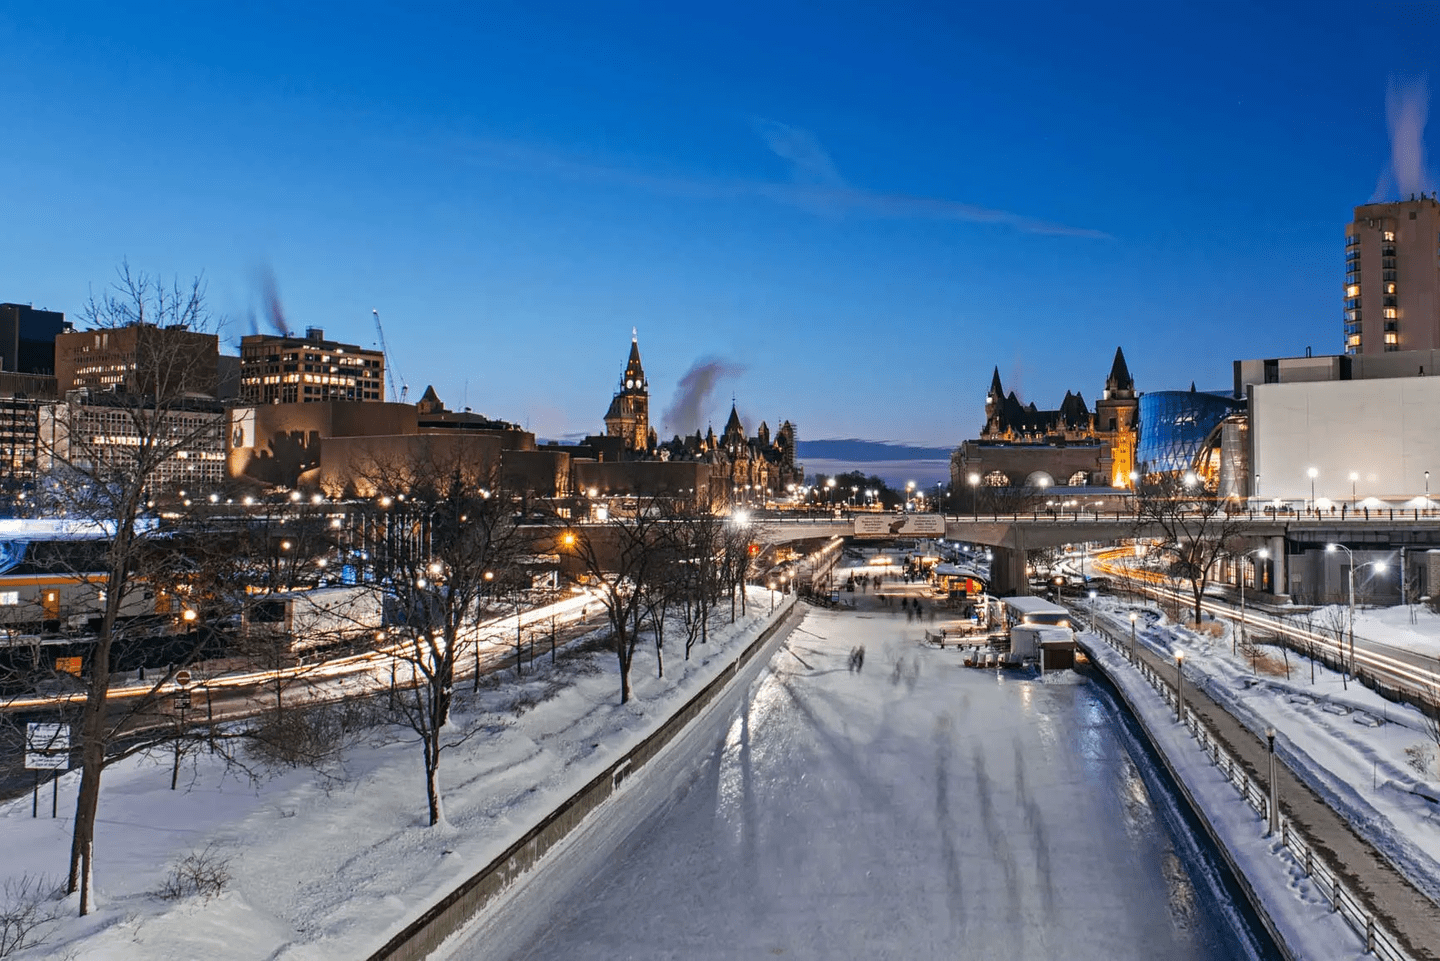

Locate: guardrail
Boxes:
[1088,619,1415,961]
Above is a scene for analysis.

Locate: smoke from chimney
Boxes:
[258,265,289,337]
[661,358,744,437]
[1372,76,1432,202]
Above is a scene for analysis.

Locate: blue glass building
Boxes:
[1136,390,1243,475]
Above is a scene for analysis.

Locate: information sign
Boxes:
[24,722,70,770]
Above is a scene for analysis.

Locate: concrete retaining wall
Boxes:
[365,598,798,961]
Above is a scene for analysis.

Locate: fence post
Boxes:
[1366,914,1374,952]
[1305,848,1312,876]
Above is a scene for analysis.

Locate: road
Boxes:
[0,596,605,802]
[448,576,1280,961]
[1093,548,1440,699]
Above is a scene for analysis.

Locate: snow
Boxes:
[0,588,791,960]
[1087,596,1440,912]
[446,576,1287,961]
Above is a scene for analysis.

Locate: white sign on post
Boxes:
[25,722,70,771]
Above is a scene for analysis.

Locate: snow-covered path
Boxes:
[452,599,1279,960]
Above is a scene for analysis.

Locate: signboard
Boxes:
[853,513,947,539]
[25,723,70,770]
[55,656,82,676]
[174,690,192,712]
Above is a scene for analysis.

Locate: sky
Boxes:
[0,1,1435,457]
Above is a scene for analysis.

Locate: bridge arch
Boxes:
[1023,470,1056,489]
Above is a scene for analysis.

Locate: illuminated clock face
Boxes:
[627,379,634,388]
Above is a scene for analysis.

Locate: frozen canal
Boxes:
[455,589,1280,961]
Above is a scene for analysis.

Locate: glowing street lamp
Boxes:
[1236,547,1269,659]
[967,472,981,519]
[1128,611,1138,661]
[1174,650,1185,722]
[1307,467,1318,512]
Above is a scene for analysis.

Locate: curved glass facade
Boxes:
[1136,391,1243,475]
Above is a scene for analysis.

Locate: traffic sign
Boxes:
[175,670,192,686]
[25,723,70,770]
[174,690,192,711]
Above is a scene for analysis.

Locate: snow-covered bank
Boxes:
[0,588,791,961]
[1078,624,1420,961]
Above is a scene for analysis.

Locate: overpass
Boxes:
[753,510,1440,595]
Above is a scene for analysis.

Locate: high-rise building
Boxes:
[603,334,653,451]
[1344,196,1440,355]
[239,328,385,404]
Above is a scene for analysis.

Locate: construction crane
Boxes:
[372,309,408,403]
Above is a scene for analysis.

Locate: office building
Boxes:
[239,328,385,404]
[1344,196,1440,355]
[0,304,69,374]
[55,324,218,397]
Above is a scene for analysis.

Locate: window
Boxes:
[1385,307,1398,319]
[0,591,17,605]
[1386,282,1397,294]
[1345,284,1360,297]
[1384,230,1396,241]
[1385,332,1399,345]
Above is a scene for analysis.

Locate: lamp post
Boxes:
[1236,547,1269,660]
[1326,542,1356,686]
[1349,471,1359,508]
[1174,650,1185,723]
[1307,467,1318,513]
[968,472,980,519]
[1088,589,1097,632]
[1266,727,1279,837]
[1129,611,1138,662]
[768,581,776,613]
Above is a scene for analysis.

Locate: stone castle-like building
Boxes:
[587,334,802,499]
[954,347,1138,489]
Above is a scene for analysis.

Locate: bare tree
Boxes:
[1320,604,1351,690]
[360,447,526,825]
[1134,473,1252,626]
[665,498,726,660]
[562,492,668,704]
[38,265,230,915]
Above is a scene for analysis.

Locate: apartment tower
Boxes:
[1345,196,1440,354]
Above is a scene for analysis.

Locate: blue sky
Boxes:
[1,1,1434,453]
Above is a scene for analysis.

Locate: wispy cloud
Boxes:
[458,126,1111,239]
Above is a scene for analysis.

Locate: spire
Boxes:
[621,334,646,392]
[1106,347,1133,393]
[724,403,744,435]
[989,366,1003,399]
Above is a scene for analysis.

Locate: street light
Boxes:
[1174,650,1185,722]
[1129,611,1138,661]
[1236,547,1269,659]
[1325,543,1386,685]
[1349,471,1359,507]
[967,472,981,519]
[1088,589,1097,631]
[1307,467,1318,512]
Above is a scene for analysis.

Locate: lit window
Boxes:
[1346,334,1361,348]
[0,591,18,605]
[1386,282,1397,294]
[1384,231,1396,242]
[1385,332,1399,345]
[1345,284,1360,297]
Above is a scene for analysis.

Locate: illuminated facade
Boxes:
[1135,389,1243,480]
[953,348,1138,489]
[1344,197,1440,355]
[240,328,385,405]
[603,334,654,451]
[55,324,218,397]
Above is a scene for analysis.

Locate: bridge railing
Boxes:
[1088,616,1416,961]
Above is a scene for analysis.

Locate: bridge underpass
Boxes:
[753,514,1440,596]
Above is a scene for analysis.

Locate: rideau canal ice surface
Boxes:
[452,601,1276,961]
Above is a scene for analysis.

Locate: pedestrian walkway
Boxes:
[1099,626,1440,961]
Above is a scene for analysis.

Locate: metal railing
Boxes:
[1089,619,1415,961]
